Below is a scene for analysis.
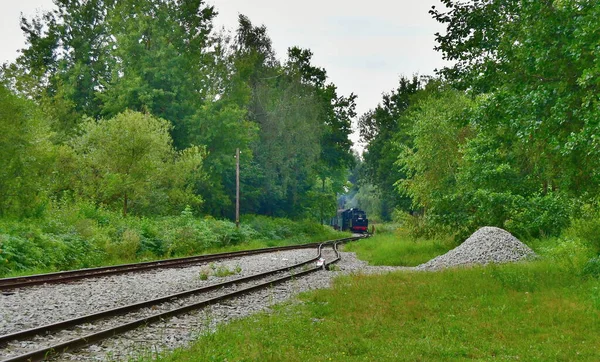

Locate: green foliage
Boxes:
[0,201,343,277]
[198,269,209,280]
[0,85,55,217]
[213,264,240,278]
[393,0,600,237]
[3,2,355,222]
[354,1,600,239]
[197,262,241,279]
[396,87,472,216]
[583,257,600,279]
[70,110,204,216]
[358,76,423,220]
[488,263,538,293]
[531,237,593,274]
[241,215,340,243]
[0,220,105,276]
[345,182,383,223]
[100,0,216,144]
[564,205,600,253]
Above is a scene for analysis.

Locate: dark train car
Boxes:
[332,208,369,233]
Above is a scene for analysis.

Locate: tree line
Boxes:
[356,0,600,240]
[0,0,355,220]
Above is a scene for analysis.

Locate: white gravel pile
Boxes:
[416,226,536,271]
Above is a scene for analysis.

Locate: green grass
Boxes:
[344,231,454,266]
[152,261,600,362]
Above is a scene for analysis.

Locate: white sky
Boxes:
[0,0,448,148]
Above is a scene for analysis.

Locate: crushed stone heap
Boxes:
[416,226,536,271]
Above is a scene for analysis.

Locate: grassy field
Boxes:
[344,230,455,266]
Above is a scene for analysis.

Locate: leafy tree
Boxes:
[358,75,422,220]
[70,110,205,216]
[184,100,257,217]
[431,0,600,198]
[100,0,217,148]
[390,0,600,237]
[3,0,114,138]
[3,6,357,221]
[396,88,473,234]
[229,16,356,218]
[0,85,55,217]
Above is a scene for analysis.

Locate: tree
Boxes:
[229,16,356,218]
[397,88,473,233]
[3,0,114,138]
[431,0,600,197]
[99,0,216,148]
[401,0,600,237]
[5,0,217,146]
[358,75,422,220]
[0,85,55,217]
[70,110,205,216]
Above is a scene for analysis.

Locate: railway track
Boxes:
[0,238,357,291]
[0,238,356,361]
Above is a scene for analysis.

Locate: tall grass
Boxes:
[0,202,345,278]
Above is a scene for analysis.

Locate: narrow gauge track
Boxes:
[0,238,357,291]
[0,239,353,362]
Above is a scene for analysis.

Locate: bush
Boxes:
[0,204,344,277]
[583,257,600,279]
[535,237,594,274]
[505,193,572,239]
[564,204,600,253]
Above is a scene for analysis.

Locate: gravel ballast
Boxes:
[416,226,536,271]
[0,249,317,336]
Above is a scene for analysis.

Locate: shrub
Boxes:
[489,263,538,292]
[505,193,572,239]
[565,204,600,253]
[582,257,600,279]
[537,237,594,274]
[0,204,345,277]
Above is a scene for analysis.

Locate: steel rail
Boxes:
[0,245,325,345]
[1,238,359,362]
[0,237,357,290]
[1,243,331,362]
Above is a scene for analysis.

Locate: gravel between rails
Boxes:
[0,249,317,336]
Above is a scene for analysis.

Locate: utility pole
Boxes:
[236,148,240,229]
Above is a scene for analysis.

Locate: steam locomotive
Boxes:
[331,208,369,233]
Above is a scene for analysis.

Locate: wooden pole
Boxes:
[236,147,240,228]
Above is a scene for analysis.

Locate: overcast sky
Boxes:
[0,0,448,147]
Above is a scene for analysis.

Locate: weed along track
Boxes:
[0,238,359,361]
